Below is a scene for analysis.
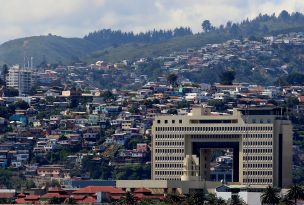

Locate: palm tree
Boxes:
[205,193,217,205]
[164,193,183,205]
[279,196,293,205]
[260,186,281,205]
[287,184,304,205]
[119,191,136,205]
[227,194,245,205]
[217,197,228,205]
[185,190,205,205]
[167,73,178,87]
[205,193,227,205]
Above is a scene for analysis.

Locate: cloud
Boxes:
[0,0,302,43]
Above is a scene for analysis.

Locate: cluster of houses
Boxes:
[0,32,304,204]
[67,32,304,87]
[1,76,304,179]
[0,186,164,204]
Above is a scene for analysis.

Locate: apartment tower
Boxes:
[6,65,32,96]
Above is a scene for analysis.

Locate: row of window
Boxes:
[243,178,272,183]
[155,141,184,146]
[243,171,272,176]
[155,126,273,132]
[243,163,273,168]
[243,141,272,146]
[155,177,180,180]
[244,134,273,139]
[155,149,184,154]
[155,163,183,168]
[155,156,184,161]
[155,134,184,139]
[157,119,272,125]
[190,119,238,124]
[191,134,240,139]
[157,119,182,124]
[155,171,183,176]
[243,149,273,155]
[243,149,272,160]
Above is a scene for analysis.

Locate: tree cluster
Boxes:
[84,27,193,46]
[201,10,304,37]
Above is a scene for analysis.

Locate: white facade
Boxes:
[6,65,32,95]
[152,106,293,188]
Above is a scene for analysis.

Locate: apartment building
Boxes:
[6,65,32,95]
[152,105,292,188]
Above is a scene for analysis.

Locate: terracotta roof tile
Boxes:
[134,188,151,193]
[73,186,125,195]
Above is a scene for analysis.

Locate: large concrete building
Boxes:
[152,106,292,188]
[6,65,32,96]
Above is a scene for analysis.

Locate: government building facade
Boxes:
[152,106,292,188]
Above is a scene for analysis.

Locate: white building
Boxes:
[6,65,32,96]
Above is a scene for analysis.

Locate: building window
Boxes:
[179,120,182,124]
[157,120,161,124]
[172,120,175,124]
[165,120,168,124]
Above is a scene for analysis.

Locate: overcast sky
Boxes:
[0,0,303,43]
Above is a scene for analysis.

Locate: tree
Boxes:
[228,194,245,205]
[279,10,290,21]
[185,190,205,205]
[48,179,60,188]
[65,197,77,204]
[167,73,178,87]
[25,179,36,189]
[219,70,235,85]
[205,193,226,205]
[0,169,13,188]
[208,99,227,111]
[138,198,159,205]
[285,97,299,108]
[164,193,183,205]
[129,104,140,114]
[101,90,115,101]
[260,186,281,205]
[286,184,304,205]
[279,196,294,205]
[114,164,150,180]
[48,197,62,204]
[167,109,178,115]
[230,23,240,36]
[14,100,30,110]
[119,191,136,205]
[286,73,304,85]
[202,20,214,32]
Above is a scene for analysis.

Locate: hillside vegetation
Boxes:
[0,35,98,66]
[0,10,304,65]
[89,10,304,62]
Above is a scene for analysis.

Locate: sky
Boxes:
[0,0,303,43]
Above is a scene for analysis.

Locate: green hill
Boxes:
[0,11,304,66]
[0,35,98,66]
[88,32,234,62]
